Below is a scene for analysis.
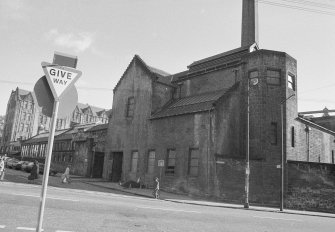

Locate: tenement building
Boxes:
[1,87,39,155]
[104,0,335,207]
[1,87,110,155]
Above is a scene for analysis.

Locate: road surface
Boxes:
[0,181,334,232]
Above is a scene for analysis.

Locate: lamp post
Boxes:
[245,80,250,209]
[280,94,295,211]
[245,74,259,209]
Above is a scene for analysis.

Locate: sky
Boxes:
[0,0,335,115]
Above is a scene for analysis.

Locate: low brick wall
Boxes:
[215,158,281,206]
[287,161,335,213]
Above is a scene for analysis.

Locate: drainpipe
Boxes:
[305,125,310,162]
[207,108,213,195]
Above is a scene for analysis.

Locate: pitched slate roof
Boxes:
[296,116,335,136]
[170,44,258,83]
[114,55,172,93]
[23,129,69,143]
[86,123,108,132]
[148,65,170,78]
[151,90,228,119]
[188,43,257,70]
[76,103,108,116]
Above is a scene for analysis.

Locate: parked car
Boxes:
[13,161,25,170]
[25,162,35,173]
[22,161,34,172]
[6,158,20,169]
[39,164,58,176]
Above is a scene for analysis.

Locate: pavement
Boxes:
[70,176,335,219]
[4,169,335,219]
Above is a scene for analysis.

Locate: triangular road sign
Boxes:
[41,61,82,99]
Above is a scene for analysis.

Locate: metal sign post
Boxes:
[158,160,164,185]
[35,55,82,232]
[36,99,59,232]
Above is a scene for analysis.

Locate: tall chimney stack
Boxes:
[241,0,258,47]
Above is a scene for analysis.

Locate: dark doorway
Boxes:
[92,152,104,178]
[111,152,123,182]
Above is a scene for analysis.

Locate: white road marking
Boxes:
[55,230,75,232]
[16,227,43,231]
[0,225,6,229]
[252,216,303,222]
[138,206,201,214]
[9,193,79,202]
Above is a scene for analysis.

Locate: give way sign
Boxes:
[41,61,82,99]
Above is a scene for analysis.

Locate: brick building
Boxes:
[299,107,335,133]
[21,123,108,177]
[104,0,335,206]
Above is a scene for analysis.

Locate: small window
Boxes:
[267,70,280,85]
[332,151,334,164]
[249,70,259,84]
[188,148,199,177]
[291,126,295,147]
[24,124,29,132]
[249,70,258,79]
[288,74,295,91]
[131,151,138,173]
[166,149,176,175]
[126,97,135,117]
[147,150,155,174]
[270,122,278,145]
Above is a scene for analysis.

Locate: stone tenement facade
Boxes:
[0,86,110,155]
[1,88,39,155]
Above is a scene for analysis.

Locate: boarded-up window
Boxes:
[166,149,176,175]
[126,97,135,117]
[270,122,278,145]
[267,70,280,85]
[188,148,199,177]
[131,151,138,173]
[147,150,155,174]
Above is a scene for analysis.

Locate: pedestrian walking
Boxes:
[28,160,39,183]
[0,157,5,182]
[61,165,71,184]
[152,177,160,199]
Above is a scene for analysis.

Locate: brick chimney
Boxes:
[241,0,259,47]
